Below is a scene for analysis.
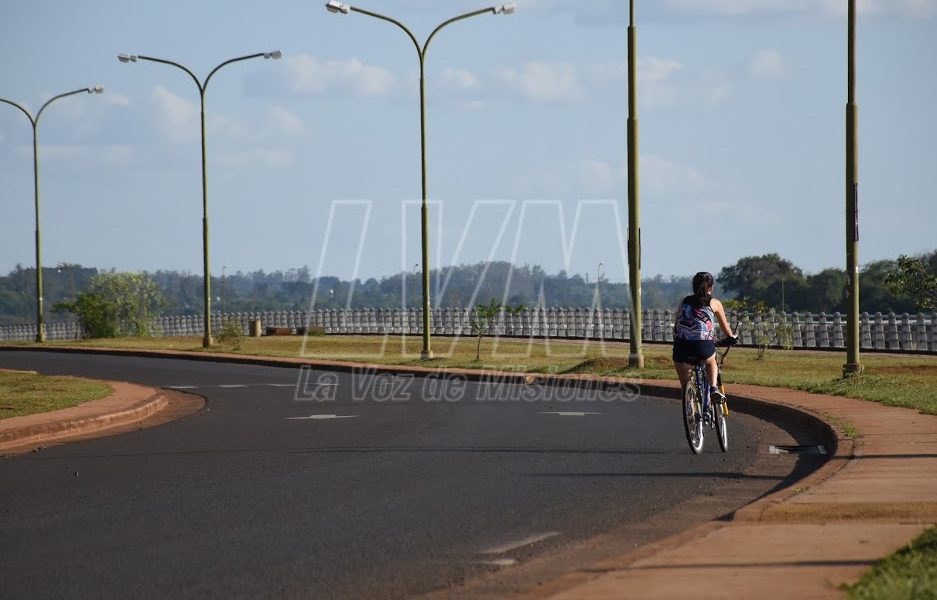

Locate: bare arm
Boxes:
[710,298,735,338]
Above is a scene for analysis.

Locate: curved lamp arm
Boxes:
[0,97,36,126]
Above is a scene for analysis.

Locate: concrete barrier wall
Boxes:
[2,309,935,353]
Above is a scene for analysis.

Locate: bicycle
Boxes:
[682,335,737,454]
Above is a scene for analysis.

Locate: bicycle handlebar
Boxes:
[715,336,738,348]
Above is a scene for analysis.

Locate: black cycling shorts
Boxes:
[672,339,716,364]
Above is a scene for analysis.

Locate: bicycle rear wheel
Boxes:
[715,397,728,452]
[683,383,704,454]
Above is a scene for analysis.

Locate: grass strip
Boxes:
[0,371,113,420]
[847,525,937,599]
[18,334,937,415]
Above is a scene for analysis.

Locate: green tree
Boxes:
[55,271,165,338]
[886,255,937,311]
[718,254,805,311]
[801,268,848,313]
[470,299,525,361]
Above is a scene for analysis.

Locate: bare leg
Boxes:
[673,361,692,389]
[705,354,719,390]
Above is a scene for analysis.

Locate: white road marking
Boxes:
[481,532,560,555]
[538,412,601,417]
[170,382,338,390]
[285,414,358,420]
[477,559,518,567]
[769,445,827,455]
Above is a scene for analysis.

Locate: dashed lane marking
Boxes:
[538,412,601,417]
[477,559,518,567]
[285,414,358,420]
[167,382,337,390]
[481,532,560,555]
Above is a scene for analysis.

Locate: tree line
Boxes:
[1,251,934,328]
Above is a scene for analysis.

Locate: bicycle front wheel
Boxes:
[683,384,704,454]
[715,397,728,452]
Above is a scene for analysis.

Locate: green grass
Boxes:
[847,526,937,599]
[16,334,937,415]
[0,371,113,420]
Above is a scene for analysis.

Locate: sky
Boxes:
[1,0,935,287]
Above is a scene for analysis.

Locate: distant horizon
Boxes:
[4,250,934,286]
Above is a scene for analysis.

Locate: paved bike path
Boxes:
[531,382,937,600]
[2,346,935,598]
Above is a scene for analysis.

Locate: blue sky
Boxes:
[1,0,935,286]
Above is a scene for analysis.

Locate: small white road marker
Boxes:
[218,384,248,388]
[477,559,518,567]
[481,532,560,555]
[538,412,601,417]
[168,386,198,390]
[285,414,358,420]
[267,383,298,387]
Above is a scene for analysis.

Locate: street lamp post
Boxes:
[596,261,603,307]
[626,0,644,368]
[1,86,105,343]
[844,0,862,375]
[117,51,281,347]
[325,1,516,360]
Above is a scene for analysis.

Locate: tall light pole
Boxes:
[325,1,516,360]
[844,0,862,375]
[596,261,604,307]
[1,86,105,343]
[118,51,281,347]
[627,0,644,368]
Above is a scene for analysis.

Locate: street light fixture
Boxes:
[1,86,104,342]
[117,50,281,347]
[325,1,515,360]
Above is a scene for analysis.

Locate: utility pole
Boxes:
[844,0,862,375]
[627,0,644,368]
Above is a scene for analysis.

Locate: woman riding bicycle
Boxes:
[672,272,737,404]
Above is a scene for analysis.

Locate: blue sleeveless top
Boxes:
[674,298,716,341]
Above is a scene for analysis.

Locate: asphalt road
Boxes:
[0,350,815,599]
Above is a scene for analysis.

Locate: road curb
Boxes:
[0,381,169,454]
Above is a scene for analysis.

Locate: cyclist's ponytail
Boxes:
[692,272,714,308]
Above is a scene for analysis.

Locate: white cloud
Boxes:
[492,55,731,110]
[642,154,707,195]
[152,87,300,146]
[278,55,396,98]
[103,92,132,107]
[636,57,683,108]
[442,68,482,92]
[153,85,198,144]
[579,159,624,195]
[639,57,683,83]
[750,49,788,80]
[266,107,304,137]
[497,62,581,101]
